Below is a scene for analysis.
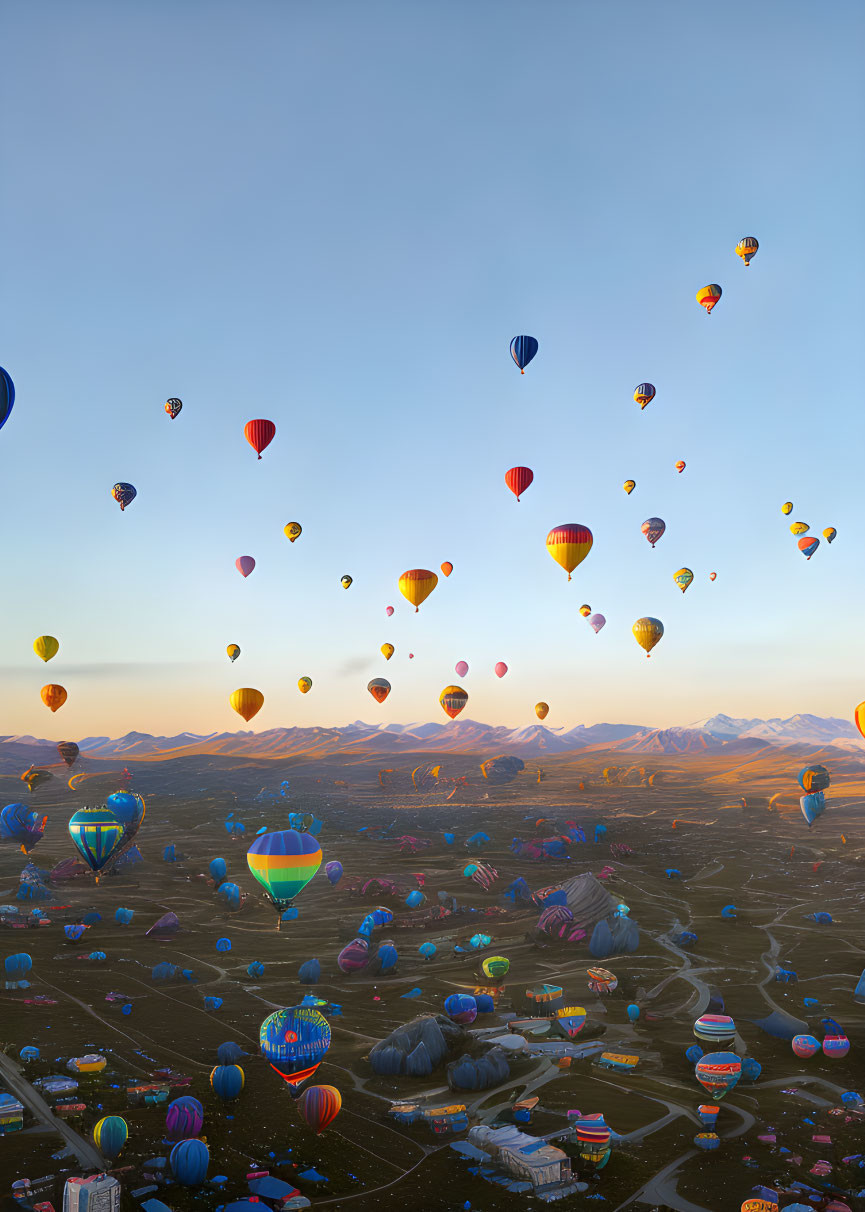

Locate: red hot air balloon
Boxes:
[244,419,276,459]
[494,662,508,678]
[236,556,256,578]
[505,466,534,502]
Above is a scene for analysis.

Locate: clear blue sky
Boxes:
[2,1,862,738]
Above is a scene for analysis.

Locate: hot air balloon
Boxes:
[230,688,263,721]
[494,662,508,678]
[695,1051,742,1099]
[588,613,606,633]
[236,555,255,577]
[535,702,549,721]
[675,460,686,473]
[782,501,793,515]
[297,677,312,694]
[244,419,276,459]
[587,967,618,993]
[41,684,67,712]
[260,1005,331,1086]
[710,572,717,581]
[674,568,694,593]
[33,636,59,662]
[93,1115,128,1159]
[170,1139,210,1186]
[298,1084,342,1133]
[165,397,182,419]
[210,1064,244,1101]
[505,466,534,501]
[68,806,125,877]
[510,335,538,373]
[579,604,591,618]
[341,574,353,589]
[855,701,865,742]
[789,521,809,536]
[226,644,241,663]
[694,1014,736,1047]
[696,284,722,314]
[633,383,655,409]
[440,561,453,577]
[440,685,468,720]
[798,765,830,793]
[165,1095,204,1141]
[546,524,593,581]
[325,860,343,886]
[798,536,819,560]
[385,605,394,617]
[823,527,836,543]
[623,479,636,495]
[367,678,391,704]
[0,366,15,432]
[735,236,759,266]
[380,643,394,661]
[112,482,136,511]
[455,660,469,678]
[57,741,79,767]
[633,617,664,658]
[284,521,302,542]
[792,1034,820,1058]
[821,1018,850,1058]
[398,569,438,611]
[107,791,145,832]
[0,803,46,852]
[482,956,510,980]
[641,517,665,547]
[246,829,322,921]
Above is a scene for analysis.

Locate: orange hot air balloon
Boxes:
[579,604,591,618]
[398,569,438,612]
[367,678,391,704]
[535,702,550,720]
[675,460,686,473]
[696,284,722,314]
[710,572,717,581]
[244,419,276,459]
[546,524,593,581]
[230,688,264,721]
[440,561,453,578]
[41,684,67,712]
[854,702,865,742]
[440,685,468,720]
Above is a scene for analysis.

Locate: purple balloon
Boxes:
[235,555,256,578]
[165,1095,204,1142]
[325,860,343,886]
[337,936,369,974]
[455,661,469,678]
[588,613,606,634]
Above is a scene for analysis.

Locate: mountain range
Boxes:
[0,713,861,760]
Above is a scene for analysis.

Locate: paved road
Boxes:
[0,1049,105,1171]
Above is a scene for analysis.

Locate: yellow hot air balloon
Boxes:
[535,702,550,721]
[298,677,312,694]
[399,569,438,612]
[227,644,241,663]
[735,236,759,266]
[33,636,59,663]
[440,685,468,719]
[633,383,655,409]
[340,574,353,589]
[632,617,664,658]
[579,604,591,618]
[823,527,836,543]
[696,283,722,314]
[781,501,793,515]
[230,688,263,721]
[789,521,809,536]
[284,522,302,542]
[673,568,694,593]
[381,643,394,661]
[41,684,67,712]
[546,525,593,581]
[854,701,865,742]
[623,479,636,495]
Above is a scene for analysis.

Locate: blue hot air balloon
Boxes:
[217,1041,245,1064]
[247,960,265,978]
[4,953,32,977]
[169,1138,209,1186]
[0,367,15,433]
[1,803,47,852]
[299,958,321,984]
[19,1045,39,1062]
[93,1115,128,1159]
[627,1004,640,1022]
[215,938,232,952]
[217,883,241,910]
[405,890,424,908]
[260,1005,331,1088]
[210,1064,244,1101]
[419,942,436,960]
[510,335,539,373]
[325,860,342,886]
[204,996,223,1012]
[114,907,134,925]
[68,806,125,877]
[64,924,86,941]
[800,792,826,827]
[209,857,227,884]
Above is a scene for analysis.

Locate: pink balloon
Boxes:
[588,613,606,634]
[385,606,394,617]
[455,661,469,678]
[408,653,414,659]
[495,662,508,678]
[235,556,256,578]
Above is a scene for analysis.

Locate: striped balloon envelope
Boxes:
[246,829,322,915]
[587,967,618,993]
[68,807,125,876]
[697,1104,719,1126]
[694,1051,742,1099]
[440,685,468,720]
[555,1006,587,1038]
[791,1034,820,1058]
[505,465,534,501]
[260,1005,331,1088]
[337,936,370,973]
[298,1084,342,1134]
[546,524,593,581]
[509,334,538,373]
[693,1013,736,1045]
[822,1018,850,1058]
[696,283,722,314]
[398,568,438,612]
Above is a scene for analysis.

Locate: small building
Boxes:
[421,1104,468,1135]
[525,984,564,1011]
[67,1054,106,1075]
[0,1092,24,1133]
[63,1174,121,1212]
[469,1124,571,1187]
[597,1052,639,1072]
[37,1076,79,1098]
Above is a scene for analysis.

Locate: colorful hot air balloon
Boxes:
[535,702,549,721]
[68,806,125,876]
[398,569,438,611]
[641,517,666,547]
[735,236,759,266]
[0,366,15,433]
[588,613,606,634]
[674,568,694,593]
[260,1005,331,1087]
[246,829,322,917]
[546,524,593,581]
[696,284,722,314]
[710,572,717,581]
[455,660,469,678]
[440,561,453,577]
[494,662,508,678]
[798,536,819,560]
[244,419,276,459]
[694,1051,742,1099]
[694,1014,736,1047]
[284,521,302,542]
[57,741,79,767]
[505,466,534,501]
[855,701,865,742]
[440,685,468,720]
[367,678,391,704]
[675,460,686,473]
[298,1084,342,1134]
[510,335,538,373]
[823,527,836,543]
[165,397,182,419]
[33,636,59,662]
[226,644,240,663]
[93,1115,128,1159]
[789,521,809,536]
[236,555,255,577]
[112,482,136,511]
[633,383,655,409]
[165,1096,204,1141]
[633,617,664,657]
[782,501,793,515]
[385,605,394,617]
[41,684,67,712]
[798,764,830,793]
[380,643,394,661]
[579,604,591,618]
[791,1034,820,1059]
[229,688,263,721]
[340,574,353,589]
[623,479,636,495]
[298,677,312,694]
[0,803,47,852]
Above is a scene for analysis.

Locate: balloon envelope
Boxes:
[230,688,263,721]
[674,568,694,593]
[694,1051,742,1099]
[68,806,125,874]
[696,284,722,313]
[735,236,759,265]
[510,335,538,372]
[260,1005,331,1086]
[210,1064,244,1101]
[112,482,136,510]
[367,678,391,704]
[165,397,182,418]
[535,702,549,720]
[246,829,322,911]
[33,636,59,662]
[285,521,302,542]
[588,613,606,634]
[641,517,665,547]
[235,556,255,577]
[298,677,312,694]
[41,684,67,712]
[398,569,438,611]
[623,479,636,494]
[298,1084,342,1133]
[440,685,468,720]
[546,524,593,580]
[440,561,453,577]
[0,366,15,432]
[93,1115,127,1159]
[494,662,508,678]
[505,466,534,501]
[244,419,276,458]
[633,617,664,657]
[633,383,655,408]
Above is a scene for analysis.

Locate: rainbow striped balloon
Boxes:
[246,829,322,913]
[694,1051,742,1099]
